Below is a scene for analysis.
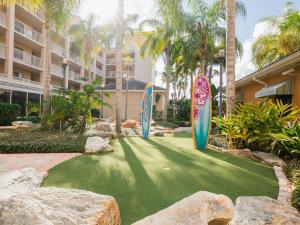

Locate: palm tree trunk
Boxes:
[163,48,171,121]
[115,0,124,135]
[226,0,236,115]
[219,64,223,117]
[190,72,193,99]
[209,64,213,84]
[42,27,51,113]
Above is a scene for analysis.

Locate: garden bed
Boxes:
[0,128,86,153]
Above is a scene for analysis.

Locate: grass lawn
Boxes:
[43,132,278,225]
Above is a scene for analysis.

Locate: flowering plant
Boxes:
[193,76,209,119]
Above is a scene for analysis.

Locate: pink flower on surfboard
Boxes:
[193,76,209,119]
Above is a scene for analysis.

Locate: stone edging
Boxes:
[273,166,293,205]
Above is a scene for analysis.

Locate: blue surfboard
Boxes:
[192,75,212,151]
[141,83,153,139]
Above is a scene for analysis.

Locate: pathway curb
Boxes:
[273,166,293,205]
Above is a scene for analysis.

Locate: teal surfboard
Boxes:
[141,83,153,139]
[191,75,212,151]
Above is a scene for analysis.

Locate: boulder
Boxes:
[132,191,234,225]
[173,127,192,133]
[0,167,43,200]
[153,130,165,137]
[122,119,138,129]
[230,196,300,225]
[252,151,286,167]
[0,187,121,225]
[96,122,112,132]
[123,128,138,136]
[227,149,252,158]
[85,136,113,153]
[12,121,34,127]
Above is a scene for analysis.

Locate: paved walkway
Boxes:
[0,153,81,177]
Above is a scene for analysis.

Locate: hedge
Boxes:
[0,103,21,126]
[0,128,86,153]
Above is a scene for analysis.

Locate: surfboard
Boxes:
[191,75,212,151]
[141,83,153,139]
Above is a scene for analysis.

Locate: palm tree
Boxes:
[139,19,176,121]
[69,14,103,81]
[115,0,124,135]
[252,1,300,68]
[226,0,236,115]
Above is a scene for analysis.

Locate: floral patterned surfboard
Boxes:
[192,75,212,151]
[140,83,153,139]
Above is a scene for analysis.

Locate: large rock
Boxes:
[0,187,121,225]
[0,167,43,200]
[12,121,34,127]
[96,122,112,132]
[132,191,234,225]
[227,149,252,158]
[123,128,138,136]
[153,130,165,137]
[230,196,300,225]
[252,151,286,167]
[122,119,138,129]
[85,136,113,153]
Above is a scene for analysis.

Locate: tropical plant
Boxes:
[0,103,21,126]
[213,100,300,155]
[42,79,110,132]
[252,0,300,68]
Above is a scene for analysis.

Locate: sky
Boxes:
[78,0,300,89]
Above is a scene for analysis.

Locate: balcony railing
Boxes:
[18,2,45,21]
[0,11,6,27]
[69,70,81,81]
[70,54,82,65]
[15,20,44,44]
[106,58,116,64]
[106,71,116,78]
[95,68,103,76]
[51,42,65,56]
[13,76,42,87]
[51,64,64,77]
[14,48,43,69]
[0,43,6,59]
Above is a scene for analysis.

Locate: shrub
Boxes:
[0,128,86,153]
[213,100,300,155]
[0,103,21,126]
[16,116,41,124]
[91,108,100,118]
[292,184,300,210]
[284,159,300,209]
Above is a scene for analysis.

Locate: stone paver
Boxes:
[273,166,293,205]
[0,153,81,177]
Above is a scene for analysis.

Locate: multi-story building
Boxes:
[0,4,155,116]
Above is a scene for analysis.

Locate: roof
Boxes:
[236,50,300,88]
[96,79,166,92]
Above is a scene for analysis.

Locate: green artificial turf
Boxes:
[43,133,278,225]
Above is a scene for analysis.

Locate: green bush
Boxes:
[0,128,86,153]
[91,108,100,118]
[16,116,41,124]
[213,100,300,157]
[0,103,21,126]
[284,159,300,209]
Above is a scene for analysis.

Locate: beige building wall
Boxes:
[236,66,300,108]
[103,91,166,121]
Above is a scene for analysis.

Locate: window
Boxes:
[14,71,23,80]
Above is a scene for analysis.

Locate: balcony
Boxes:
[123,58,134,65]
[51,64,64,78]
[15,20,44,44]
[106,71,116,78]
[95,68,103,76]
[17,2,45,21]
[106,58,116,65]
[0,11,6,28]
[14,48,43,69]
[69,70,82,82]
[0,43,6,59]
[70,54,82,66]
[13,76,42,88]
[51,42,65,57]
